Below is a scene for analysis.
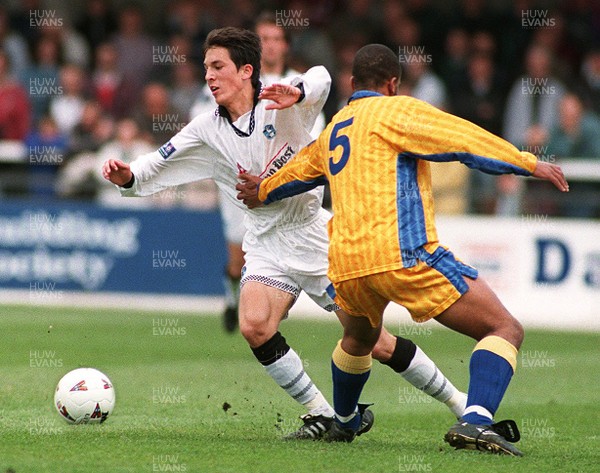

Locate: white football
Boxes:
[54,368,115,424]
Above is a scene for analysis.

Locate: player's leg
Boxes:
[326,308,380,442]
[223,242,244,332]
[435,276,523,423]
[238,280,335,436]
[433,277,524,456]
[218,191,245,333]
[373,327,467,418]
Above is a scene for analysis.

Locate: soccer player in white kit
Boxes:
[103,26,466,439]
[189,13,327,333]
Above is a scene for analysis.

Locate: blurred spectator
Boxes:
[399,59,447,110]
[452,52,505,214]
[49,64,88,136]
[502,43,566,216]
[545,93,600,218]
[20,35,61,124]
[111,4,154,86]
[0,48,30,140]
[8,0,43,48]
[67,100,113,156]
[165,0,216,61]
[94,118,154,207]
[25,115,68,197]
[452,53,504,135]
[76,0,117,52]
[503,44,566,150]
[133,82,180,146]
[547,93,600,158]
[170,61,202,119]
[578,48,600,115]
[329,0,380,46]
[439,28,470,98]
[0,7,30,78]
[333,65,353,111]
[41,20,91,70]
[91,42,137,118]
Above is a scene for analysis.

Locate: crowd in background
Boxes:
[0,0,599,217]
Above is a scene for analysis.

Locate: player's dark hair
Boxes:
[352,44,401,90]
[204,27,262,90]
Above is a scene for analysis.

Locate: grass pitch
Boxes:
[0,304,598,472]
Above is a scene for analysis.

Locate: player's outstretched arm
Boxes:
[532,160,569,192]
[236,173,264,208]
[102,159,133,187]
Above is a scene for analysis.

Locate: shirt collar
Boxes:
[348,90,384,103]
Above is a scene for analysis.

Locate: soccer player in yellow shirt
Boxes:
[237,44,569,455]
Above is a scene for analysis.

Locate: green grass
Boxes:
[0,304,598,472]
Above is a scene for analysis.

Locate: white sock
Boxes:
[401,346,465,417]
[264,348,334,416]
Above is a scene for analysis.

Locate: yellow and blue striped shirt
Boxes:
[258,91,538,283]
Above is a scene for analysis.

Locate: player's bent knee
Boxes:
[239,315,275,347]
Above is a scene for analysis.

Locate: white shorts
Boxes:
[218,190,246,245]
[241,208,339,312]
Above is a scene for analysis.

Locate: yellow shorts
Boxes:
[332,245,478,327]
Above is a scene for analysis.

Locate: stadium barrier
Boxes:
[0,201,598,330]
[0,200,227,296]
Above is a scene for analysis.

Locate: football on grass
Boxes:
[54,368,115,424]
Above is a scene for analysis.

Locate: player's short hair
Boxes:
[352,44,401,90]
[204,27,262,89]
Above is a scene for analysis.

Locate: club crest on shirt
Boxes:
[158,141,176,159]
[263,124,276,139]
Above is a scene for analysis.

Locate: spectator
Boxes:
[76,0,117,52]
[499,44,566,215]
[545,93,600,218]
[170,61,202,119]
[439,28,470,98]
[0,48,30,140]
[165,0,216,61]
[41,19,91,70]
[0,7,30,78]
[49,64,88,136]
[578,47,600,115]
[111,5,154,87]
[67,100,113,156]
[452,53,504,135]
[503,44,566,150]
[20,35,61,124]
[399,59,448,110]
[94,118,154,208]
[91,42,137,118]
[452,53,506,214]
[25,115,68,197]
[132,82,179,146]
[547,93,600,158]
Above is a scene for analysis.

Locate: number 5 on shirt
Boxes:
[329,117,354,175]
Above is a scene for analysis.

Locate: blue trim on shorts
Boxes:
[417,246,478,295]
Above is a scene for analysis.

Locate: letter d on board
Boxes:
[535,238,570,284]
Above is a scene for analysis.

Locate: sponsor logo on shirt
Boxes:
[261,145,295,178]
[158,141,177,159]
[263,124,276,139]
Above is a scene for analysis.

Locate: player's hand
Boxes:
[532,161,569,192]
[102,159,133,187]
[259,84,301,110]
[236,173,264,208]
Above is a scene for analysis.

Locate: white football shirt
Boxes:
[120,66,331,236]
